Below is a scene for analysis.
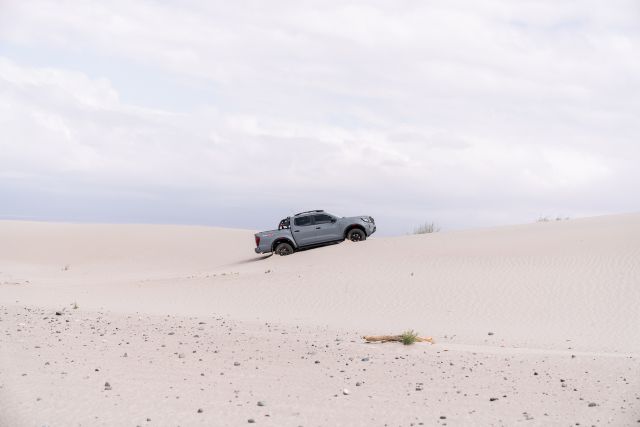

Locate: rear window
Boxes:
[294,216,312,226]
[313,214,333,224]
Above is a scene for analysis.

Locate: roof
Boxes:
[294,210,324,216]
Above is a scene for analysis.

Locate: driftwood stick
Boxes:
[363,335,434,344]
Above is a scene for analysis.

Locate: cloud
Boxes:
[1,1,639,233]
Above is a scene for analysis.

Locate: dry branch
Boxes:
[363,335,434,344]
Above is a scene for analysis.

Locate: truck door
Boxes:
[291,215,316,246]
[309,213,341,244]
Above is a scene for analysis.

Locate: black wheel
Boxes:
[274,242,294,256]
[347,228,366,242]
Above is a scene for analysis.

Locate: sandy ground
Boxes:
[1,214,640,426]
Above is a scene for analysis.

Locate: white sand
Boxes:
[1,214,639,425]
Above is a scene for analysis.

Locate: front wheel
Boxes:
[347,229,366,242]
[274,242,294,256]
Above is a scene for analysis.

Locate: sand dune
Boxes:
[1,214,639,425]
[2,214,639,352]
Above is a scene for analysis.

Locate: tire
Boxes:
[274,242,294,256]
[347,228,366,242]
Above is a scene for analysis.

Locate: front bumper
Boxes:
[366,223,376,236]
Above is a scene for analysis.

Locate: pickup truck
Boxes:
[254,210,376,255]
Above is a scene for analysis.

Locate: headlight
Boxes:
[361,217,372,223]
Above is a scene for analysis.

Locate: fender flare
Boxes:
[271,238,296,252]
[343,224,366,240]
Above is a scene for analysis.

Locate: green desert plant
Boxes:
[401,329,419,345]
[413,222,440,234]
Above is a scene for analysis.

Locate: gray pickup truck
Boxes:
[254,210,376,255]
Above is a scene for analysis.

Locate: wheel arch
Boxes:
[343,224,366,240]
[271,238,296,252]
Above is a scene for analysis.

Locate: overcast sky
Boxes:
[1,1,639,235]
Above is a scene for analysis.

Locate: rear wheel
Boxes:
[347,228,366,242]
[274,242,294,256]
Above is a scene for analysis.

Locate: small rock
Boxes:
[197,408,203,413]
[489,397,498,402]
[342,388,350,395]
[234,362,241,366]
[55,311,62,316]
[257,401,266,406]
[361,357,369,362]
[487,332,494,336]
[314,360,320,364]
[440,416,446,419]
[178,353,185,358]
[588,402,597,407]
[356,382,362,386]
[104,382,112,391]
[248,419,255,424]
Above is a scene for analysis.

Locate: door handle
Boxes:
[315,227,321,229]
[294,230,300,232]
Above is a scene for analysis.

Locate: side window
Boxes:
[313,214,334,224]
[294,216,312,226]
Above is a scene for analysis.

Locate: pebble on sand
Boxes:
[343,388,350,395]
[104,382,112,391]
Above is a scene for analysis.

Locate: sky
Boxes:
[1,1,639,235]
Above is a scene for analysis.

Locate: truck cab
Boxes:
[254,210,376,255]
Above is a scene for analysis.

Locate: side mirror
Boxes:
[331,218,337,223]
